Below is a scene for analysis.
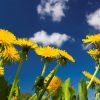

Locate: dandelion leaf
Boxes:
[77,79,88,100]
[62,78,76,100]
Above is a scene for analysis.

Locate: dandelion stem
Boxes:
[41,63,48,76]
[8,60,23,100]
[87,65,100,90]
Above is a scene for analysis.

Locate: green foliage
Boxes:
[9,77,20,99]
[0,76,11,100]
[95,85,100,100]
[62,78,76,100]
[77,79,88,100]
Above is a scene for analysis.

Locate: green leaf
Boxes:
[77,79,88,100]
[42,96,50,100]
[62,78,76,100]
[0,76,11,100]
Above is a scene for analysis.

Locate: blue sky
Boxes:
[0,0,100,99]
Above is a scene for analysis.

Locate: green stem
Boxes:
[37,63,60,100]
[41,63,48,76]
[87,65,100,90]
[0,59,3,66]
[8,60,23,100]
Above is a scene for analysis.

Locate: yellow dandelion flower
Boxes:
[0,46,20,62]
[47,76,62,92]
[35,46,59,58]
[87,49,100,58]
[15,38,38,49]
[0,67,4,76]
[0,29,16,45]
[83,71,100,84]
[82,33,100,44]
[57,49,75,62]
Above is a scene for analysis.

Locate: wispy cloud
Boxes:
[30,30,75,47]
[37,0,69,22]
[86,8,100,31]
[81,43,93,50]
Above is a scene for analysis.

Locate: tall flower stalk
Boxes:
[83,70,100,85]
[41,63,48,77]
[29,46,75,100]
[87,65,100,90]
[8,38,38,99]
[8,59,23,100]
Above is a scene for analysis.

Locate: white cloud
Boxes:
[81,43,93,50]
[37,0,69,22]
[30,30,75,47]
[86,8,100,30]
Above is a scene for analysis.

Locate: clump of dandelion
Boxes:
[0,29,18,63]
[82,33,100,90]
[29,45,75,99]
[82,33,100,64]
[83,71,100,85]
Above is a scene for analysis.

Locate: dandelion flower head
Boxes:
[87,49,100,58]
[0,29,16,45]
[15,38,38,49]
[35,46,59,58]
[82,33,100,44]
[0,46,20,62]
